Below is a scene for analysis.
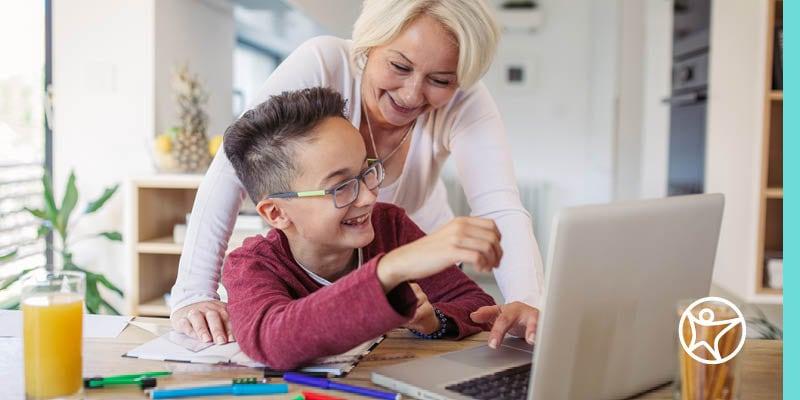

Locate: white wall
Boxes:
[639,0,673,199]
[155,0,234,137]
[474,0,621,249]
[584,0,619,206]
[53,0,234,313]
[614,0,645,201]
[53,0,156,312]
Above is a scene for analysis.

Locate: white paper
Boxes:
[0,310,131,338]
[167,330,214,352]
[124,331,383,376]
[128,320,172,337]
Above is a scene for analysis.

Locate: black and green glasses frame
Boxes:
[266,160,385,208]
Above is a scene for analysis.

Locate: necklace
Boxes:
[363,104,413,163]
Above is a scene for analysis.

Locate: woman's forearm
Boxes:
[170,149,246,313]
[486,209,544,307]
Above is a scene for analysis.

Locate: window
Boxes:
[0,0,52,306]
[233,38,281,116]
[233,2,326,116]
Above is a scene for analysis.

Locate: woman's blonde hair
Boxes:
[351,0,500,89]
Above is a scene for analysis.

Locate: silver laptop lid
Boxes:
[530,194,724,399]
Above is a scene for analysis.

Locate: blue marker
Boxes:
[149,383,288,399]
[283,372,400,400]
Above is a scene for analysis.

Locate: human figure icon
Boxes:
[678,296,747,365]
[686,307,743,361]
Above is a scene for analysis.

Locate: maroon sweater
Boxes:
[222,203,495,370]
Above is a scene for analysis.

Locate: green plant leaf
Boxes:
[56,171,79,237]
[84,273,101,314]
[98,231,123,242]
[84,184,118,214]
[24,207,48,220]
[96,274,124,297]
[0,267,34,290]
[64,261,85,274]
[42,174,58,222]
[36,223,51,239]
[0,295,20,310]
[65,263,122,315]
[0,249,17,263]
[99,297,121,315]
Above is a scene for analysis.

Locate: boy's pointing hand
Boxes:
[377,217,503,292]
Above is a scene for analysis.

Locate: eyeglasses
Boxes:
[266,160,385,208]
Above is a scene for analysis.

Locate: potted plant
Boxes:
[0,171,124,314]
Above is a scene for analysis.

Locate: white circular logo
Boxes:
[678,296,746,365]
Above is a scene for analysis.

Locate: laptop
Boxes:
[372,194,724,400]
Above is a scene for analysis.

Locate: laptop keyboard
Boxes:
[444,363,531,400]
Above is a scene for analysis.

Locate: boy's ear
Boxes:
[256,198,292,230]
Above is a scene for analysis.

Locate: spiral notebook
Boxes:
[123,331,383,377]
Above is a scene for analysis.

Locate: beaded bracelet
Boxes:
[410,307,448,339]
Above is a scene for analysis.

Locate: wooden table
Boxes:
[0,318,782,399]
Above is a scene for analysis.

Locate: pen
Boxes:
[149,383,289,399]
[302,390,347,400]
[84,371,172,389]
[283,372,400,400]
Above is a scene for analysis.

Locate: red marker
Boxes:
[302,390,347,400]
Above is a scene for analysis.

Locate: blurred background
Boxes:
[0,0,783,335]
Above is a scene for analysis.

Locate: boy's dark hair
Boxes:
[223,87,348,203]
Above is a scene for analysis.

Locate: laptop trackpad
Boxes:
[442,339,533,369]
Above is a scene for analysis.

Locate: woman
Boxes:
[170,0,544,350]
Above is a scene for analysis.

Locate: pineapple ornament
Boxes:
[171,65,212,173]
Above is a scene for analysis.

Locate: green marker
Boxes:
[84,371,172,389]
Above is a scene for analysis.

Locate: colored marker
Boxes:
[283,372,399,400]
[264,369,328,378]
[84,371,172,389]
[302,390,347,400]
[149,383,288,399]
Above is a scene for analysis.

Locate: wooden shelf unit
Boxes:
[755,0,783,297]
[127,175,204,317]
[764,187,783,199]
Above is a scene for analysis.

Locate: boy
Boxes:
[222,87,501,370]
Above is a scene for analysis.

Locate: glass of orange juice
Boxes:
[21,269,85,400]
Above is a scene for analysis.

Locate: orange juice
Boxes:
[23,293,83,399]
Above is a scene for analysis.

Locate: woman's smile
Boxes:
[386,91,423,115]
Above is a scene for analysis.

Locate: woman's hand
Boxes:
[171,300,234,344]
[402,283,440,334]
[377,217,503,291]
[470,302,539,349]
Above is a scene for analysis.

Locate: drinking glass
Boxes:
[674,298,743,400]
[22,269,85,399]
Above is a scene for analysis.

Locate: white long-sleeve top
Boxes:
[169,36,544,313]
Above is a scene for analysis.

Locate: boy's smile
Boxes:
[341,210,372,228]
